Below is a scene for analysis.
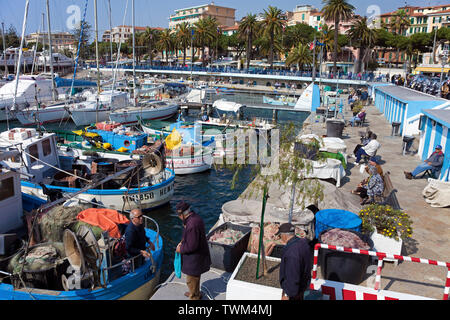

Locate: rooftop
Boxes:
[422,108,450,128]
[376,85,448,102]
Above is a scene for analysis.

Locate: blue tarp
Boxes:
[315,209,362,239]
[54,77,96,88]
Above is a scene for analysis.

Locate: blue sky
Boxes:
[0,0,447,38]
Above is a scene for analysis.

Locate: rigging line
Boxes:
[0,134,91,182]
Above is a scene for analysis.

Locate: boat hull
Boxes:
[70,109,111,126]
[20,168,175,211]
[0,229,163,300]
[109,105,179,125]
[15,107,71,125]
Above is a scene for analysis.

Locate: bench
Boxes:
[373,171,401,210]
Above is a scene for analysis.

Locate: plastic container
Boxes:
[206,222,252,272]
[326,119,345,138]
[315,209,362,239]
[91,158,118,175]
[88,129,148,151]
[318,229,372,285]
[96,121,121,131]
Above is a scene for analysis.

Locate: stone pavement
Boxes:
[303,98,450,299]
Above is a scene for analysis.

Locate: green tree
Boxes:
[194,18,216,67]
[71,21,92,60]
[158,29,172,64]
[286,43,313,71]
[142,27,159,66]
[284,23,317,50]
[348,16,377,73]
[5,25,20,48]
[176,22,192,66]
[321,0,355,74]
[238,13,259,69]
[389,9,411,67]
[259,6,285,69]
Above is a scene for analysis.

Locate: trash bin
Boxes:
[402,135,415,155]
[326,119,345,138]
[391,122,401,136]
[318,229,372,285]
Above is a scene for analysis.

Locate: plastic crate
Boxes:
[206,222,252,273]
[88,129,148,151]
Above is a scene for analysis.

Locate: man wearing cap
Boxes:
[175,201,211,300]
[404,145,444,179]
[278,223,312,301]
[124,209,155,268]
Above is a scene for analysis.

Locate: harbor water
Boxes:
[0,93,309,284]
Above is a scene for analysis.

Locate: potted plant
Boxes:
[352,101,363,116]
[359,204,413,261]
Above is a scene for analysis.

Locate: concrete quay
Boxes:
[302,99,450,299]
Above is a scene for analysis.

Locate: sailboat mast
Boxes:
[11,0,30,128]
[46,0,57,101]
[1,22,7,77]
[94,0,100,123]
[108,0,113,63]
[132,0,136,106]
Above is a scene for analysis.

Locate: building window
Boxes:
[302,14,305,20]
[0,177,14,201]
[433,17,436,23]
[317,16,320,21]
[422,27,427,32]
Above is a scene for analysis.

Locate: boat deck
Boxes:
[150,268,230,300]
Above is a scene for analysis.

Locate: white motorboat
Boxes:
[37,52,74,68]
[15,100,72,125]
[0,47,35,69]
[109,100,179,125]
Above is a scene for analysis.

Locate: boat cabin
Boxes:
[0,151,23,233]
[0,128,60,183]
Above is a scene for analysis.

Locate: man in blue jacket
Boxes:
[124,209,155,268]
[278,223,312,301]
[404,145,444,179]
[175,201,211,300]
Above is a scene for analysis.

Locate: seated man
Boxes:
[354,133,381,165]
[124,209,155,268]
[404,145,444,179]
[348,109,366,127]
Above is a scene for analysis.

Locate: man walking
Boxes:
[175,201,211,300]
[278,223,312,301]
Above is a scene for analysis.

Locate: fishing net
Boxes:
[39,204,92,243]
[8,242,66,274]
[209,229,245,245]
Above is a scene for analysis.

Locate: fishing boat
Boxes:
[53,121,214,175]
[263,95,297,106]
[0,127,175,211]
[109,100,179,125]
[0,150,164,300]
[68,90,130,126]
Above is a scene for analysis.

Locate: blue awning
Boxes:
[54,77,96,88]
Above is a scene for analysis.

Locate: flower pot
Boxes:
[370,230,403,263]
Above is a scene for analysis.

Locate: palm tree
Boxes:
[176,22,191,66]
[286,43,313,71]
[321,0,355,74]
[259,6,285,69]
[347,16,377,73]
[389,9,411,67]
[194,18,216,67]
[158,29,172,64]
[204,16,219,65]
[238,13,258,70]
[143,27,158,66]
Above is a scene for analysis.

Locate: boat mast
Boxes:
[11,0,30,131]
[94,0,100,123]
[108,0,113,63]
[46,0,57,101]
[132,0,136,106]
[1,22,7,77]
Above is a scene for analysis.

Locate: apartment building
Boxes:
[102,25,164,43]
[25,32,75,52]
[286,5,319,27]
[168,2,235,30]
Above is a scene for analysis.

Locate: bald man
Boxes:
[124,209,155,268]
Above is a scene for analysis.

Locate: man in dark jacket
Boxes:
[404,145,444,179]
[124,209,155,268]
[175,201,211,300]
[278,223,312,301]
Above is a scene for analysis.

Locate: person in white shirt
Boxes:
[355,133,380,164]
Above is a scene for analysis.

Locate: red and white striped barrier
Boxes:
[311,243,450,300]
